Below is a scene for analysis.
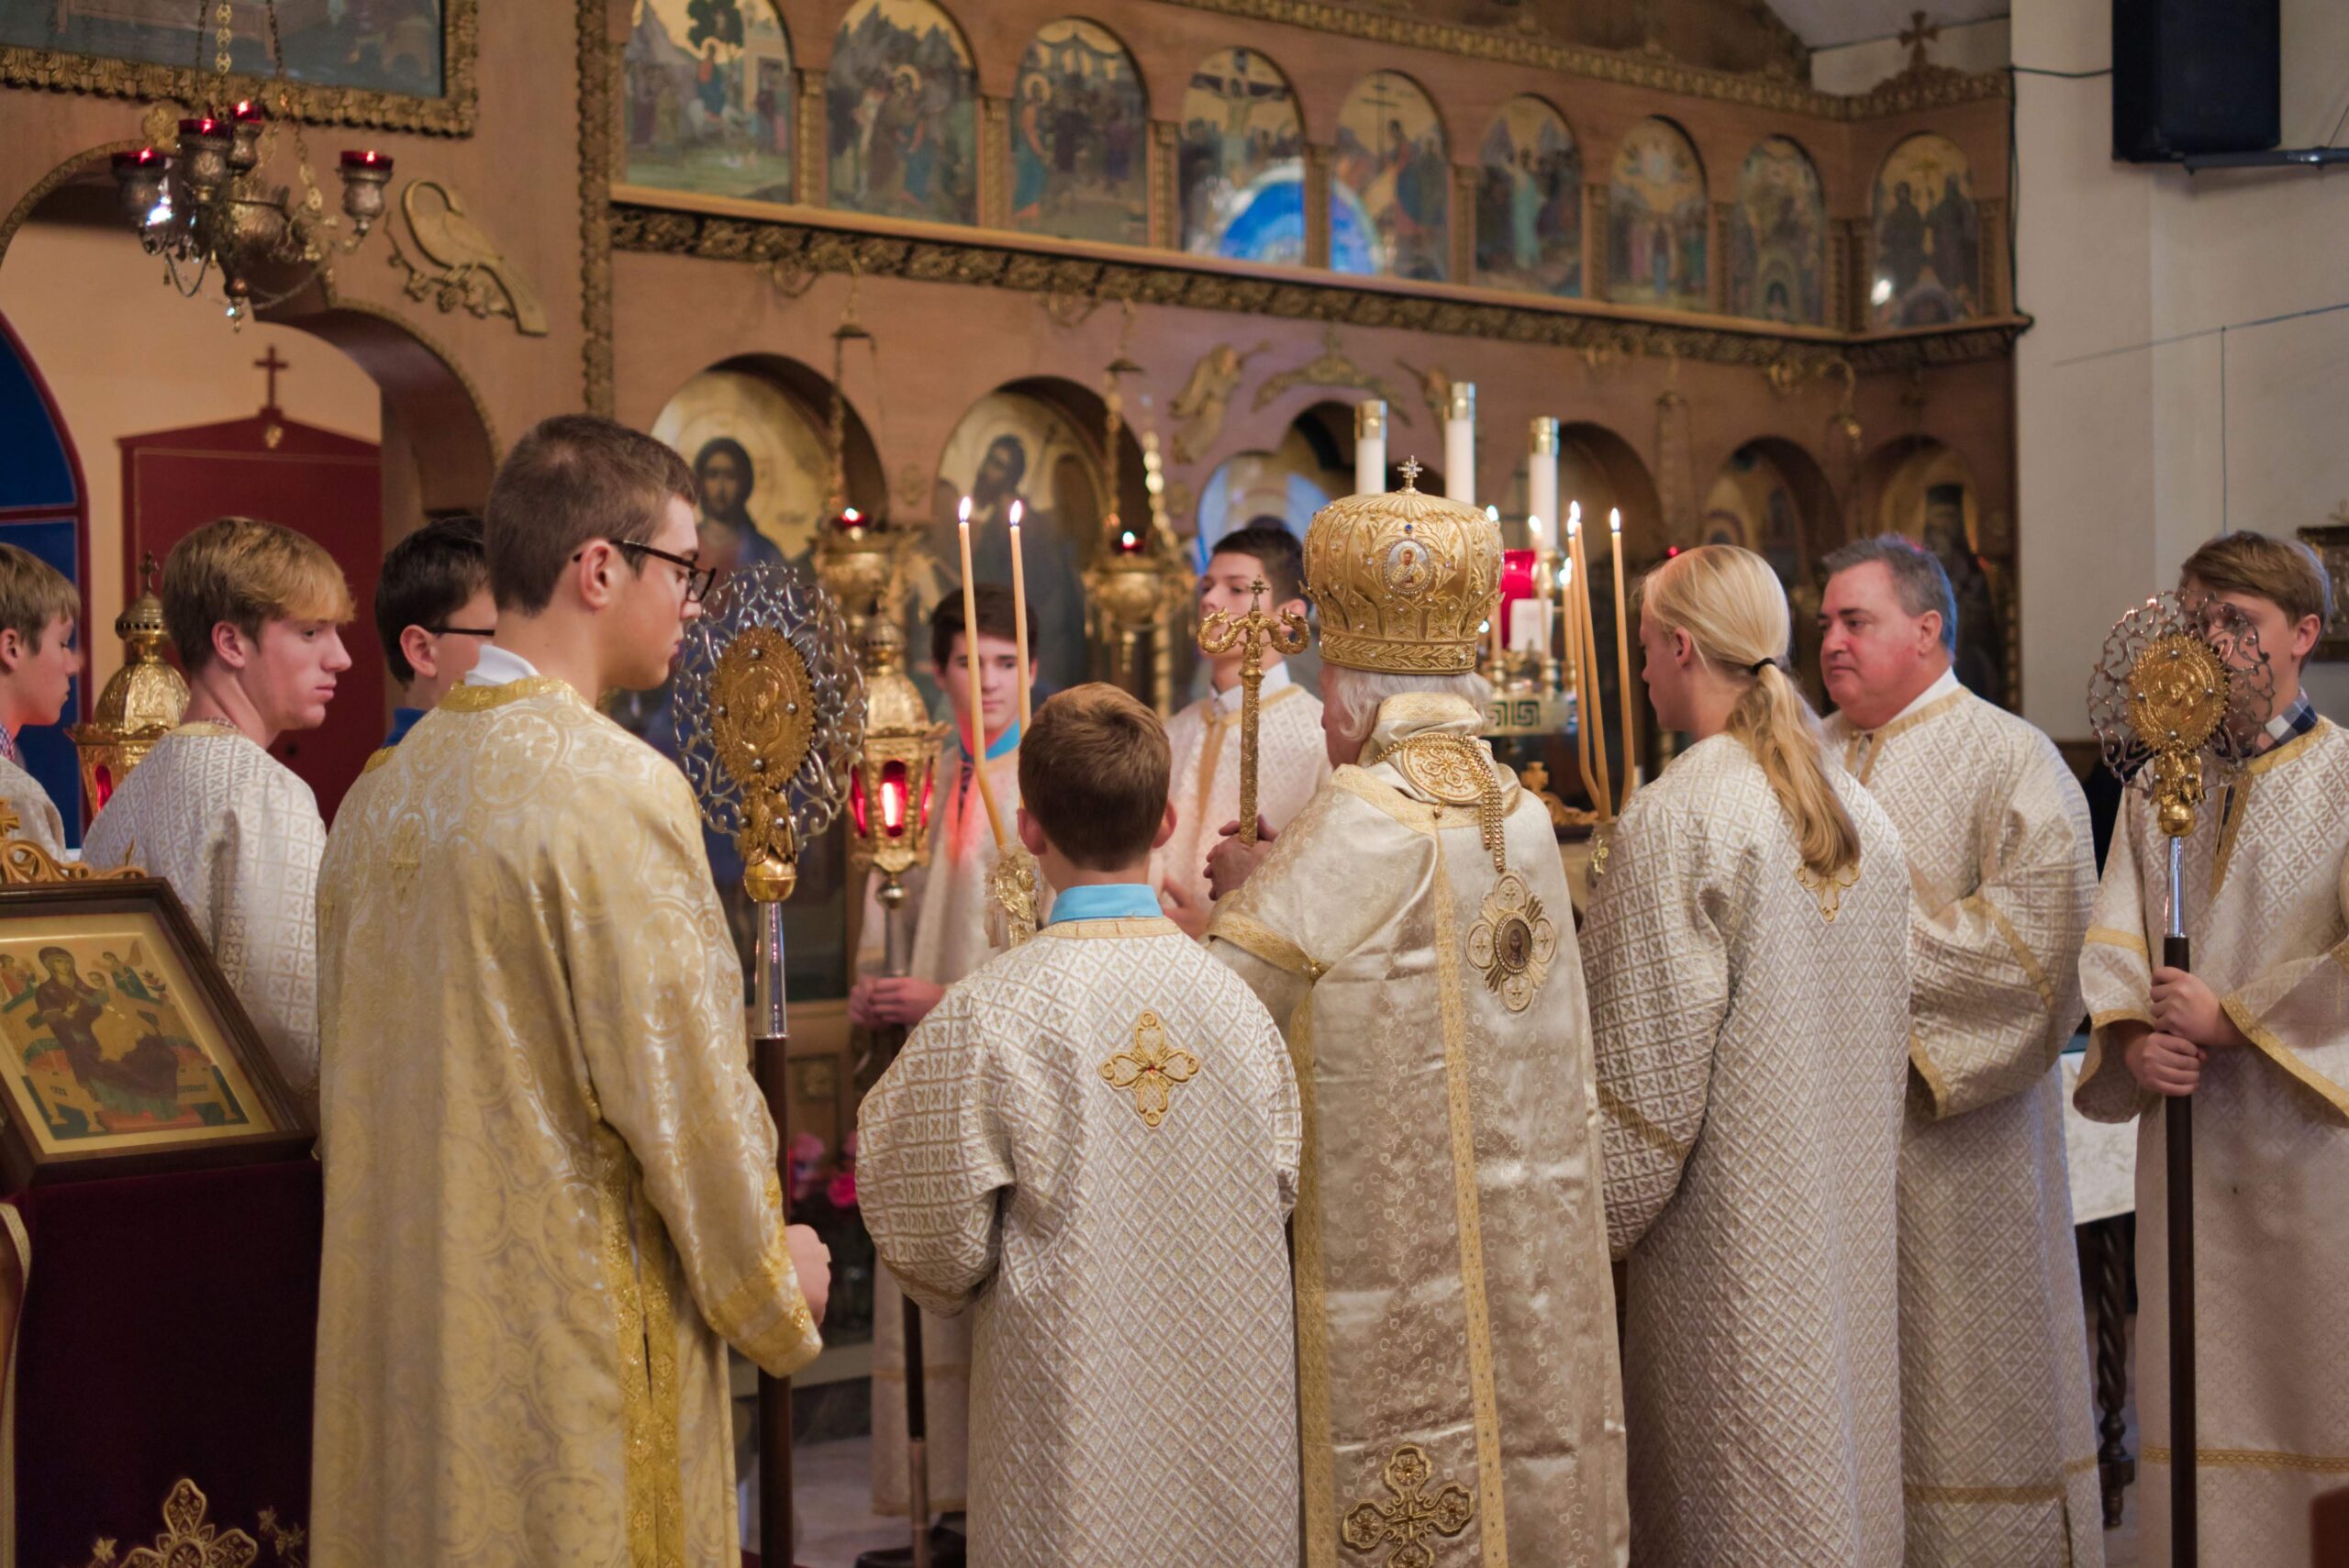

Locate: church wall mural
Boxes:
[1177,47,1307,265]
[1330,71,1450,283]
[1870,133,1980,328]
[1607,117,1709,313]
[1728,136,1825,326]
[624,0,795,206]
[827,0,979,227]
[1474,95,1583,298]
[648,365,828,571]
[927,391,1105,698]
[1,0,450,100]
[1011,19,1149,246]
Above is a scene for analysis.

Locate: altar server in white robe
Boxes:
[1204,473,1630,1568]
[1820,536,2102,1567]
[860,683,1300,1568]
[84,517,352,1118]
[1154,523,1329,936]
[1586,543,1910,1568]
[2076,530,2349,1568]
[0,542,83,860]
[847,583,1034,1523]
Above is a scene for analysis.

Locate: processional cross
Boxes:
[1197,575,1308,846]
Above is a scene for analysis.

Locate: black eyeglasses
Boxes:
[426,624,496,638]
[572,539,716,604]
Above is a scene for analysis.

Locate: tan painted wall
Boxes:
[0,223,383,695]
[2015,0,2349,732]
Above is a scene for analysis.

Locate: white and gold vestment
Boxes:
[1831,680,2104,1566]
[1586,733,1910,1568]
[310,676,819,1568]
[859,912,1301,1567]
[1209,692,1630,1568]
[2076,717,2349,1568]
[0,751,67,861]
[83,721,326,1117]
[1154,662,1329,917]
[859,732,1026,1516]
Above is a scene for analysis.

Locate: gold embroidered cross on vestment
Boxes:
[1100,1010,1200,1129]
[1466,873,1557,1012]
[1341,1442,1475,1567]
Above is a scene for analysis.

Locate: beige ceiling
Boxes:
[1767,0,2008,50]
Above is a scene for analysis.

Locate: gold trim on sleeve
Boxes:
[2221,994,2349,1123]
[1207,909,1328,980]
[1596,1083,1693,1162]
[1966,893,2054,1011]
[706,1171,822,1376]
[2085,925,2150,958]
[2088,1008,2154,1031]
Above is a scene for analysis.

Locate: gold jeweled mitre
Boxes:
[1304,458,1501,675]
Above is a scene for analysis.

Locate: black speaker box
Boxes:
[2112,0,2280,161]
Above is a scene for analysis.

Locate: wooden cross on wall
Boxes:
[254,345,288,415]
[1901,10,1942,72]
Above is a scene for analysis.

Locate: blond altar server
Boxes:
[2076,532,2349,1568]
[1204,472,1630,1568]
[312,417,829,1567]
[847,583,1036,1528]
[1586,544,1909,1568]
[860,684,1300,1567]
[1819,537,2103,1566]
[84,517,353,1118]
[1155,523,1330,937]
[0,542,84,860]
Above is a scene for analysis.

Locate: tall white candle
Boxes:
[1443,382,1475,507]
[1354,399,1387,494]
[1528,417,1559,551]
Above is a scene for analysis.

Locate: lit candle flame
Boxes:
[958,495,973,525]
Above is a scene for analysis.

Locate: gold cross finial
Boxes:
[1899,10,1940,70]
[1397,457,1422,491]
[1198,570,1310,845]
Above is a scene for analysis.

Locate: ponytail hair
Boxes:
[1639,546,1861,882]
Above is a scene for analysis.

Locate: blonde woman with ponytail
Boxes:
[1584,544,1912,1568]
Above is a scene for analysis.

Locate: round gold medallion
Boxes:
[2124,633,2230,757]
[711,626,814,794]
[1393,736,1488,806]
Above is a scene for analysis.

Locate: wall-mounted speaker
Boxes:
[2112,0,2280,162]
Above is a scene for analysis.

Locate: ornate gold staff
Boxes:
[2087,590,2273,1568]
[1198,575,1308,846]
[674,562,864,1568]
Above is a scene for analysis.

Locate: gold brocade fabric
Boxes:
[857,917,1302,1567]
[1828,691,2105,1567]
[311,677,818,1568]
[2076,717,2349,1568]
[1584,733,1910,1568]
[854,737,1031,1515]
[1154,679,1330,920]
[83,725,328,1118]
[1207,693,1631,1568]
[0,752,67,863]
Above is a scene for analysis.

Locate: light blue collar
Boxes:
[959,718,1020,763]
[1044,883,1161,925]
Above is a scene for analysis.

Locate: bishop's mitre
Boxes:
[1303,462,1502,675]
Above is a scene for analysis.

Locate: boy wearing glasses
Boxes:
[373,515,495,755]
[311,415,826,1568]
[84,516,354,1118]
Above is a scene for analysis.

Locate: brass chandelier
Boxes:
[109,0,394,321]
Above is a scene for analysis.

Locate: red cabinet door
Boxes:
[120,413,381,821]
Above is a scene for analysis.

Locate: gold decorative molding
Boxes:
[0,806,141,885]
[576,0,616,416]
[1153,0,2008,119]
[389,180,550,335]
[1255,324,1408,414]
[0,139,135,268]
[609,199,2027,373]
[1,1,479,137]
